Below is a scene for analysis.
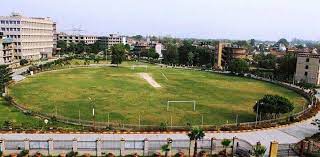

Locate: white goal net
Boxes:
[166,100,196,111]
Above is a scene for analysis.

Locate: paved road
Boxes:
[11,59,58,81]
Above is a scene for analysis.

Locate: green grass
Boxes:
[8,65,307,126]
[0,98,41,128]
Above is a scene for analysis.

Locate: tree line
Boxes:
[57,40,107,55]
[162,41,214,67]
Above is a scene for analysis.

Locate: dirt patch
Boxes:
[139,73,161,88]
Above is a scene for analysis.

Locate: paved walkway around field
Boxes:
[0,112,319,156]
[11,59,59,82]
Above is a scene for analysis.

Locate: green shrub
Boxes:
[20,59,28,66]
[253,144,266,157]
[159,122,167,131]
[20,150,29,156]
[66,151,78,157]
[221,139,232,148]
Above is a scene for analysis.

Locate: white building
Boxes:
[0,32,15,65]
[295,49,320,85]
[155,43,163,58]
[0,13,54,60]
[57,32,98,45]
[106,34,127,48]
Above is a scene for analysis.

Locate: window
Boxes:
[1,28,5,31]
[305,72,308,76]
[17,21,20,24]
[305,65,309,69]
[306,58,310,62]
[0,20,4,24]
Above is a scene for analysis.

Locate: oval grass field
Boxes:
[9,66,307,126]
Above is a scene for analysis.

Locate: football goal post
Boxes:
[167,100,196,111]
[131,65,148,70]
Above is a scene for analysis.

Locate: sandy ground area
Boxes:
[139,73,161,88]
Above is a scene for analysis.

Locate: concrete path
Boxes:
[0,112,319,154]
[11,58,59,82]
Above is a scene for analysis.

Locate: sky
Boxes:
[1,0,320,41]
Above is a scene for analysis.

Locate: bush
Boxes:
[34,152,42,157]
[3,95,13,103]
[66,151,78,157]
[221,139,232,148]
[19,150,29,156]
[0,150,2,157]
[2,120,13,130]
[106,153,115,157]
[20,59,28,66]
[159,122,167,131]
[253,144,266,157]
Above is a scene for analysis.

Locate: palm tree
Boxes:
[221,139,232,156]
[253,144,266,157]
[187,127,205,157]
[161,144,170,157]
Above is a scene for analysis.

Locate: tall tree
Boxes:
[111,44,126,66]
[195,47,214,67]
[0,65,12,95]
[187,127,205,157]
[178,40,195,65]
[148,48,156,61]
[277,38,289,47]
[275,53,296,82]
[162,43,179,65]
[250,39,256,47]
[253,53,277,69]
[187,51,194,66]
[57,40,67,54]
[253,95,294,119]
[228,59,249,74]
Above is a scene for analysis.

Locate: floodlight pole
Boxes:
[170,115,173,128]
[89,97,95,129]
[107,112,110,127]
[92,104,95,129]
[78,104,81,124]
[236,114,238,124]
[201,115,204,127]
[139,114,141,129]
[55,106,57,117]
[255,102,260,128]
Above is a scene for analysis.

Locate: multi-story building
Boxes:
[105,34,127,48]
[53,22,57,54]
[295,49,320,85]
[0,32,15,65]
[214,42,249,69]
[57,32,97,45]
[0,13,54,60]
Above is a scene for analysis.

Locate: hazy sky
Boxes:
[1,0,319,41]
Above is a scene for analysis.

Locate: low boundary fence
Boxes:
[6,65,319,131]
[0,137,252,157]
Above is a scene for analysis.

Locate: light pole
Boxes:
[255,101,259,127]
[88,97,95,129]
